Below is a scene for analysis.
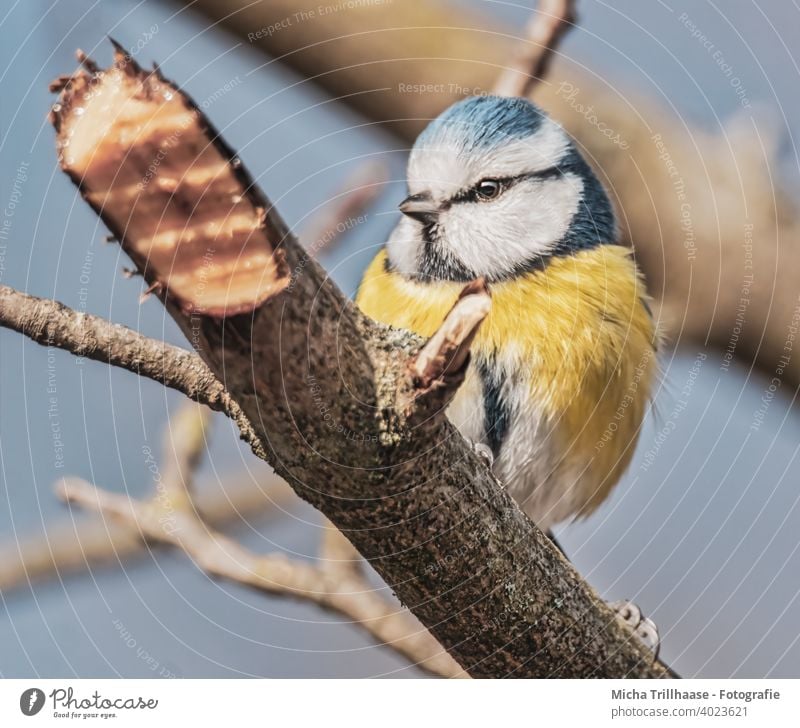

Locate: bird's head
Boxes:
[387,95,616,282]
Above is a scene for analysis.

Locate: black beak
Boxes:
[399,193,439,225]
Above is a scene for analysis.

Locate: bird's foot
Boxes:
[469,440,494,467]
[609,600,660,658]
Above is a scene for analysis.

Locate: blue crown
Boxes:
[416,95,548,152]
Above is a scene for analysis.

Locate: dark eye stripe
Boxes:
[451,166,567,204]
[525,165,565,181]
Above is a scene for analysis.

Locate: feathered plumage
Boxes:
[357,95,657,529]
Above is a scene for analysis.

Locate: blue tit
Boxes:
[357,95,658,533]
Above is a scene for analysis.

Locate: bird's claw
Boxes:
[609,599,660,658]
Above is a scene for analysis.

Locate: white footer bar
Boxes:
[0,678,796,727]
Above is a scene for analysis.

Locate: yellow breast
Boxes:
[356,245,658,518]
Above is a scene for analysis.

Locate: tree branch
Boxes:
[159,401,212,501]
[0,284,264,457]
[59,476,463,678]
[492,0,577,98]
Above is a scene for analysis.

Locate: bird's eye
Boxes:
[476,179,502,200]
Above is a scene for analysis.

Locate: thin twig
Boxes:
[493,0,577,98]
[0,284,264,457]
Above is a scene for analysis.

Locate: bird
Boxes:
[356,94,661,651]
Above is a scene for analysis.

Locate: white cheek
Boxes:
[385,215,423,277]
[442,174,583,278]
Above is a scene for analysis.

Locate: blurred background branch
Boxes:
[299,160,388,258]
[0,469,292,592]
